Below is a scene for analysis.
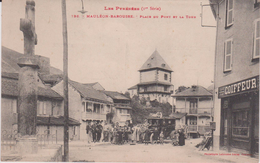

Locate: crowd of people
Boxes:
[85,120,187,146]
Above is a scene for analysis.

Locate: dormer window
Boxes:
[147,63,151,67]
[161,63,165,67]
[151,57,154,60]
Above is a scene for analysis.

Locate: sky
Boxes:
[2,0,216,93]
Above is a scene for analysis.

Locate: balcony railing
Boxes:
[189,109,197,114]
[82,112,106,121]
[175,108,212,115]
[114,103,131,108]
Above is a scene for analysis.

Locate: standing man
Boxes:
[92,121,97,142]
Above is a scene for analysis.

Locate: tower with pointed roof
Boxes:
[136,50,174,104]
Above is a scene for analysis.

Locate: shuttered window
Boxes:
[253,19,260,59]
[224,39,233,72]
[226,0,234,27]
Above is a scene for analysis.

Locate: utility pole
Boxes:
[61,0,69,161]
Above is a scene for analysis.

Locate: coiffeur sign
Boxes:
[218,76,259,98]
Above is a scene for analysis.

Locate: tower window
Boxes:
[164,74,168,80]
[164,86,167,91]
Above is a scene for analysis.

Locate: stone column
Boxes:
[17,0,39,155]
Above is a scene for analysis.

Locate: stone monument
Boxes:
[17,0,39,155]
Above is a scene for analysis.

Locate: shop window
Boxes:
[232,110,249,137]
[253,19,260,59]
[226,0,234,27]
[224,38,233,72]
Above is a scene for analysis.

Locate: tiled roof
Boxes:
[137,81,173,86]
[169,113,187,119]
[128,85,137,90]
[37,116,80,126]
[139,50,173,72]
[1,76,63,100]
[101,91,130,100]
[69,80,111,104]
[172,85,212,97]
[2,46,63,83]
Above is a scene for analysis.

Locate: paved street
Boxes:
[68,139,258,162]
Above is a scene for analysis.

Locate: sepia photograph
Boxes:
[1,0,259,162]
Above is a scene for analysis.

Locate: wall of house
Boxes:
[175,117,186,129]
[129,89,137,98]
[175,98,185,108]
[140,70,156,82]
[52,81,82,122]
[197,117,211,126]
[37,125,80,141]
[1,97,17,134]
[213,0,260,150]
[139,93,172,105]
[198,98,212,108]
[158,70,171,83]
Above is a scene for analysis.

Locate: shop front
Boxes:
[218,76,259,157]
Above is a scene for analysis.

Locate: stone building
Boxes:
[209,0,259,156]
[128,50,174,105]
[1,47,80,141]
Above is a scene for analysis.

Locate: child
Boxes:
[159,131,164,145]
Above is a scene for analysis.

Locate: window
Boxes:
[232,110,249,137]
[226,0,234,27]
[127,109,130,114]
[190,100,198,109]
[189,117,197,125]
[164,74,168,80]
[164,86,167,91]
[82,102,86,112]
[253,19,260,59]
[38,101,47,115]
[144,86,147,92]
[11,99,17,114]
[224,38,233,72]
[119,109,122,114]
[254,0,260,8]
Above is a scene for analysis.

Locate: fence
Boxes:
[1,129,58,152]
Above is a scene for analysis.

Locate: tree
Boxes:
[175,86,190,94]
[124,91,130,98]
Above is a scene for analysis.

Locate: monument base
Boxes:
[17,136,38,155]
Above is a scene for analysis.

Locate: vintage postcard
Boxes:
[1,0,259,162]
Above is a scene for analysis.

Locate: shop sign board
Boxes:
[218,76,259,98]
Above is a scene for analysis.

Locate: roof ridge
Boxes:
[139,50,173,72]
